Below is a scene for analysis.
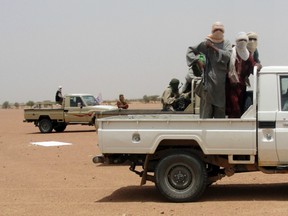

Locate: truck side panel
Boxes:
[24,109,64,121]
[98,115,256,155]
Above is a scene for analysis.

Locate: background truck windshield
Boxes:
[82,95,99,106]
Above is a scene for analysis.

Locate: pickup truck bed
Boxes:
[24,108,64,121]
[97,114,256,156]
[98,109,195,116]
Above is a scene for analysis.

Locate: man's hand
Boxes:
[182,92,191,99]
[205,40,219,52]
[256,63,262,72]
[205,39,213,48]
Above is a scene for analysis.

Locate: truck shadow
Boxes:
[28,130,96,134]
[96,183,288,202]
[202,183,288,201]
[96,185,163,202]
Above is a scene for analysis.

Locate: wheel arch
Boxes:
[91,112,97,125]
[35,115,51,126]
[38,115,51,121]
[152,135,207,155]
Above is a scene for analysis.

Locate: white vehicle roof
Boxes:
[260,66,288,74]
[65,93,93,96]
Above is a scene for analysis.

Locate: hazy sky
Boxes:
[1,0,288,103]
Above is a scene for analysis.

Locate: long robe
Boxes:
[226,53,255,118]
[186,40,232,117]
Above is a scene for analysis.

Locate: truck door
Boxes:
[64,96,88,123]
[276,75,288,162]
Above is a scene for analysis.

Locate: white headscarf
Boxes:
[247,32,258,54]
[206,21,225,43]
[228,32,249,84]
[235,32,249,61]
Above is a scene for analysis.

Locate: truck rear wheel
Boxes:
[155,153,207,202]
[39,119,53,133]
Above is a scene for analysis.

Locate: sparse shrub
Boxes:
[2,101,10,109]
[26,101,35,108]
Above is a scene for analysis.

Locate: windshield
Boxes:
[82,95,100,106]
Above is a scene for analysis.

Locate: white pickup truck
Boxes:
[93,66,288,202]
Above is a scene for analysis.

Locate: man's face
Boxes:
[170,83,179,93]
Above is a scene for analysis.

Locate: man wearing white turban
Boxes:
[186,22,232,118]
[247,32,258,53]
[55,86,63,105]
[226,32,256,118]
[247,32,262,71]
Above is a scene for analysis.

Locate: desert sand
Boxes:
[1,104,288,216]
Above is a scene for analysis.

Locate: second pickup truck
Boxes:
[24,94,117,133]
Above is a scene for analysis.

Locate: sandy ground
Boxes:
[1,104,288,216]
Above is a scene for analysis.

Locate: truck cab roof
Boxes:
[260,66,288,73]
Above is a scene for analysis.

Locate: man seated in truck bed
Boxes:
[161,78,190,111]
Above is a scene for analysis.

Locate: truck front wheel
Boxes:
[155,153,207,202]
[53,123,67,132]
[39,119,53,133]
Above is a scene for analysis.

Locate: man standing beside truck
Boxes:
[186,21,232,118]
[116,94,129,109]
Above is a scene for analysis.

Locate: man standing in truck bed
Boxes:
[55,86,63,105]
[186,21,232,118]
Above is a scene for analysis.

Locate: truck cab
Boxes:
[257,66,288,166]
[62,94,116,124]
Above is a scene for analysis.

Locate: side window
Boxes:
[70,96,84,107]
[70,97,77,107]
[76,97,84,107]
[280,76,288,111]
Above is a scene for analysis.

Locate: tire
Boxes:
[53,123,67,132]
[155,153,207,202]
[38,119,53,133]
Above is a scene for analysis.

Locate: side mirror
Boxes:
[77,102,83,108]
